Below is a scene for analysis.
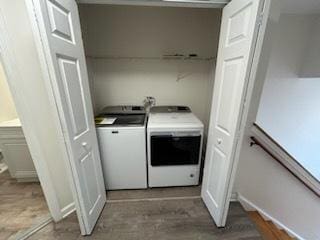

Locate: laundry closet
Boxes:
[75,3,224,193]
[78,4,222,138]
[26,0,264,234]
[75,4,223,190]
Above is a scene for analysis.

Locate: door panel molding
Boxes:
[202,0,268,227]
[25,0,106,235]
[47,0,75,44]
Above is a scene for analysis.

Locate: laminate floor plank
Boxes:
[29,197,262,240]
[0,170,49,240]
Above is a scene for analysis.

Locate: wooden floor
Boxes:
[0,178,294,240]
[0,170,49,240]
[29,187,263,240]
[248,211,294,240]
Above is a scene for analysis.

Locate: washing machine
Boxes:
[95,105,147,190]
[147,106,204,187]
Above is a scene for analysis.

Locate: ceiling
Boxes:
[281,0,320,14]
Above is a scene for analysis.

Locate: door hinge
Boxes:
[236,130,242,142]
[257,12,264,26]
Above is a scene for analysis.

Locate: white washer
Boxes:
[96,106,147,190]
[147,106,204,187]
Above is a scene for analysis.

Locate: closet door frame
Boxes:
[17,0,270,232]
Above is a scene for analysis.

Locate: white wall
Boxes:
[0,0,73,218]
[90,58,215,130]
[234,10,320,240]
[79,5,221,133]
[0,62,17,122]
[256,14,320,180]
[300,16,320,78]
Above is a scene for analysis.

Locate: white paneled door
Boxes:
[201,0,264,227]
[29,0,106,235]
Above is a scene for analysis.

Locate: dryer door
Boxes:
[151,134,201,166]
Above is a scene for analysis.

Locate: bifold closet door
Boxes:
[29,0,106,235]
[202,0,265,227]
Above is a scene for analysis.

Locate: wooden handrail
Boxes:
[250,124,320,198]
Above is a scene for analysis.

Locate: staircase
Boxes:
[248,211,294,240]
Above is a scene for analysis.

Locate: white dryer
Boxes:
[147,106,204,187]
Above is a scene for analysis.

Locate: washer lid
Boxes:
[95,114,146,127]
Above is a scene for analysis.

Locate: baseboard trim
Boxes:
[238,194,304,240]
[16,177,39,183]
[230,192,238,202]
[61,202,76,218]
[9,214,52,240]
[15,170,38,182]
